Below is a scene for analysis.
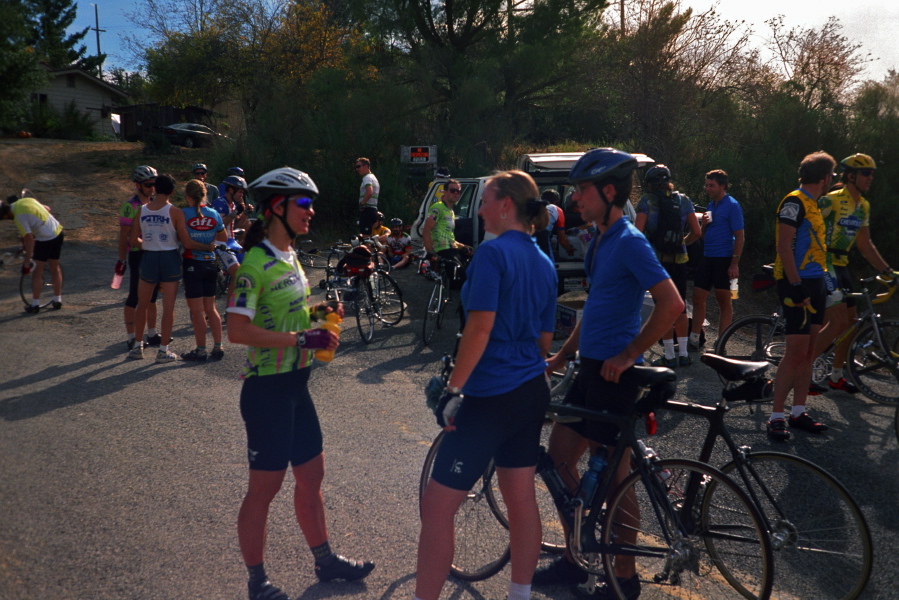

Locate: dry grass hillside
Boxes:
[0,139,217,250]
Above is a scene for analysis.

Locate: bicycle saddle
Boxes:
[701,353,769,382]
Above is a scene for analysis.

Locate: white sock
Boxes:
[689,332,700,344]
[831,368,843,382]
[53,295,61,302]
[769,412,785,421]
[508,581,531,600]
[161,344,168,353]
[31,299,40,307]
[791,405,806,418]
[677,336,689,357]
[663,339,675,360]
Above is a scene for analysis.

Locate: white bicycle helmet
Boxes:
[132,165,158,183]
[249,167,319,203]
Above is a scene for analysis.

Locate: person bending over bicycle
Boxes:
[227,167,373,600]
[422,178,472,284]
[0,193,65,313]
[812,153,894,394]
[415,170,558,600]
[385,217,413,268]
[538,148,684,597]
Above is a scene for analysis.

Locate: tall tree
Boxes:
[1,1,47,131]
[25,0,105,72]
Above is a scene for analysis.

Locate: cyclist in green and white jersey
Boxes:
[0,194,64,313]
[423,179,471,278]
[226,167,374,600]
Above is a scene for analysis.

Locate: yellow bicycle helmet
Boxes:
[840,153,877,172]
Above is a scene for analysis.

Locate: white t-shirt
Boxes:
[139,203,179,251]
[359,173,380,208]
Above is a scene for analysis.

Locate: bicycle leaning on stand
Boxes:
[420,362,776,599]
[421,256,463,346]
[714,270,899,404]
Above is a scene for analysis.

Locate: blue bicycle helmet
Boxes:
[222,175,248,190]
[227,166,246,177]
[568,148,638,183]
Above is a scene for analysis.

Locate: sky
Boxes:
[70,0,899,81]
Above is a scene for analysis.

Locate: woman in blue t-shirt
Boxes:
[180,179,227,361]
[415,170,558,600]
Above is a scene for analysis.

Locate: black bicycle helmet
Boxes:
[132,165,158,183]
[227,166,245,177]
[568,148,638,184]
[375,211,384,221]
[222,175,248,191]
[644,164,671,184]
[390,218,403,228]
[192,163,208,173]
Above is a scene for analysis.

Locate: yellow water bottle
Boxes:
[314,312,342,362]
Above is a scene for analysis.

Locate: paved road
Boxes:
[1,241,897,600]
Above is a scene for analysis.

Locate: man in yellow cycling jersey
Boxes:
[1,195,64,313]
[813,153,892,394]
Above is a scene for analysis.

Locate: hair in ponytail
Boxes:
[486,170,545,228]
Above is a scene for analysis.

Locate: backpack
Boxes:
[337,245,375,276]
[649,191,684,255]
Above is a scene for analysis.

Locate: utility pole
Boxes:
[90,3,105,77]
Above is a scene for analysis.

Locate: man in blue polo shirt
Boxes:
[536,148,683,596]
[689,169,744,351]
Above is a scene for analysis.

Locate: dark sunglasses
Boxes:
[446,188,462,194]
[193,171,207,176]
[856,169,875,177]
[141,181,156,188]
[354,164,364,169]
[293,196,314,209]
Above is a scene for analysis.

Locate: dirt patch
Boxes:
[0,139,214,250]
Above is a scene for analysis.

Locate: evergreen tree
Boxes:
[1,1,47,131]
[25,0,105,72]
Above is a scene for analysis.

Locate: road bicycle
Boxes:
[18,260,60,311]
[674,353,872,600]
[420,365,775,599]
[421,256,462,346]
[319,243,404,343]
[714,272,899,404]
[296,237,330,270]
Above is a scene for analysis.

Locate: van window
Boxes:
[432,182,474,218]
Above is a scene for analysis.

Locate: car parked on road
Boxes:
[159,123,225,148]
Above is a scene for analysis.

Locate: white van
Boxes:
[410,151,655,291]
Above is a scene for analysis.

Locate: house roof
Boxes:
[41,64,130,100]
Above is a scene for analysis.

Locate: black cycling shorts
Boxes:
[833,265,857,309]
[126,250,158,308]
[430,373,550,491]
[33,232,63,262]
[240,368,323,471]
[661,261,688,309]
[561,357,642,447]
[693,256,732,291]
[183,258,218,299]
[777,277,826,335]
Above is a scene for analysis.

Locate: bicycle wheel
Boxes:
[19,269,56,308]
[549,359,577,404]
[376,252,391,274]
[354,278,375,343]
[297,249,328,270]
[714,315,785,380]
[422,281,443,346]
[601,458,773,600]
[373,271,404,325]
[419,432,511,581]
[845,319,899,404]
[719,452,872,600]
